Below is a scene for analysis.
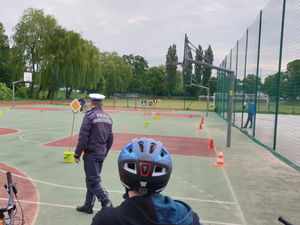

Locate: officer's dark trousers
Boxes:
[83,153,109,206]
[244,113,253,128]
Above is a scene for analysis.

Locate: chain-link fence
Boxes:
[216,0,300,170]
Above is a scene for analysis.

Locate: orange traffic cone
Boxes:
[208,138,214,149]
[40,108,43,113]
[199,123,203,130]
[200,129,203,135]
[201,116,204,125]
[125,125,128,130]
[214,149,227,167]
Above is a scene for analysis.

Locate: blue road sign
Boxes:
[141,100,147,106]
[153,99,158,104]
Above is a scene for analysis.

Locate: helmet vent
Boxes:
[152,165,167,177]
[128,148,133,153]
[138,142,144,152]
[160,151,164,157]
[123,162,137,174]
[150,143,156,153]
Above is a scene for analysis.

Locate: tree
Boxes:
[244,74,261,94]
[101,52,132,97]
[203,45,214,86]
[145,66,166,96]
[12,8,58,98]
[194,45,204,84]
[0,22,10,86]
[208,77,216,95]
[165,44,178,96]
[183,48,193,86]
[122,54,148,93]
[284,59,300,101]
[174,71,184,95]
[183,48,196,96]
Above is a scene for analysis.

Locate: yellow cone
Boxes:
[7,107,10,112]
[0,110,2,116]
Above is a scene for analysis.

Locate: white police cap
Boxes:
[89,93,105,102]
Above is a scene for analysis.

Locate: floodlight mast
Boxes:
[183,34,235,147]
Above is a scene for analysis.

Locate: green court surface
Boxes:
[0,104,299,225]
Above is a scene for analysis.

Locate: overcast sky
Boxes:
[1,0,270,67]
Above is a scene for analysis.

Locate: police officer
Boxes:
[75,93,114,214]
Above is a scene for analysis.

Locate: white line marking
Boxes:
[201,220,242,225]
[0,169,236,205]
[199,121,248,225]
[0,198,241,225]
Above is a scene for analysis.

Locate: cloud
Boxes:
[0,0,271,67]
[127,16,150,24]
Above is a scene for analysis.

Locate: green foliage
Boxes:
[203,45,214,86]
[194,45,204,84]
[101,52,132,97]
[15,86,29,99]
[244,74,262,94]
[166,44,178,95]
[208,77,216,95]
[12,8,58,97]
[0,22,10,85]
[123,54,148,93]
[145,66,166,95]
[0,82,12,100]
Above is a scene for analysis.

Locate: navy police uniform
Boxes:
[75,94,113,210]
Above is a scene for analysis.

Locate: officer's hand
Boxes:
[75,158,80,164]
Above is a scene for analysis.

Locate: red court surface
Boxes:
[43,132,216,157]
[0,162,39,225]
[14,107,69,111]
[0,128,19,135]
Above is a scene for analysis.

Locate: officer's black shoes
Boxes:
[101,199,113,208]
[76,205,93,214]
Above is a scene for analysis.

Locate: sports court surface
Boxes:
[0,103,299,225]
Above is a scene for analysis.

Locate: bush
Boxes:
[0,82,12,101]
[15,86,30,99]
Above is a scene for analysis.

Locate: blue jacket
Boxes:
[248,102,255,114]
[75,106,113,159]
[91,193,201,225]
[79,98,85,106]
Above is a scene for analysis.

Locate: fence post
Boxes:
[233,40,239,124]
[273,0,286,150]
[253,10,263,137]
[241,29,249,129]
[226,71,235,147]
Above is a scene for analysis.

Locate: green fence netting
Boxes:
[216,0,300,170]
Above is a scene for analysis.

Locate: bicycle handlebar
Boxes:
[278,216,293,225]
[0,172,16,225]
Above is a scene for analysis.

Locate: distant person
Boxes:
[91,138,202,225]
[75,93,114,214]
[79,97,86,112]
[244,99,255,129]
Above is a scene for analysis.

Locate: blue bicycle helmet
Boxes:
[118,138,172,195]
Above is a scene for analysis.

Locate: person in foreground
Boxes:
[75,93,114,214]
[91,137,202,225]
